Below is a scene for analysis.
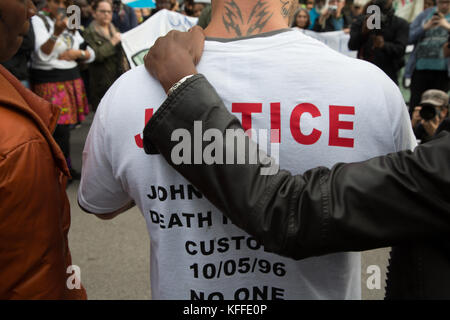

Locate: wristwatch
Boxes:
[167,74,195,96]
[50,34,59,42]
[80,50,86,59]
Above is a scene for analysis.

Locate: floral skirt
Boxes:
[33,78,89,125]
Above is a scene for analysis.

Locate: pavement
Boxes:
[67,114,390,300]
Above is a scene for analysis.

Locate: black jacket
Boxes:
[112,4,138,33]
[348,14,409,84]
[143,74,450,299]
[1,24,35,81]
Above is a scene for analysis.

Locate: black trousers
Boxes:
[409,69,449,114]
[53,124,71,167]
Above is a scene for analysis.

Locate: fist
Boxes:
[144,26,205,93]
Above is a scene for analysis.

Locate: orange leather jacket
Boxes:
[0,66,86,299]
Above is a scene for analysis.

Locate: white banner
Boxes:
[122,12,359,67]
[122,9,198,68]
[302,29,357,58]
[394,0,423,22]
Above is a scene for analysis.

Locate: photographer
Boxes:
[312,0,351,32]
[348,0,409,84]
[111,0,138,33]
[412,89,449,143]
[408,0,450,112]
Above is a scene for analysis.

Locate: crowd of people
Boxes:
[0,0,212,184]
[2,0,448,182]
[0,0,449,300]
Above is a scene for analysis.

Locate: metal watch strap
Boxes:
[50,34,59,42]
[167,74,195,96]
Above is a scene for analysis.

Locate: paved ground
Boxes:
[67,114,390,300]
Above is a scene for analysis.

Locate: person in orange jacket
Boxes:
[0,0,86,299]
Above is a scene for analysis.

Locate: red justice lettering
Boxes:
[232,102,281,142]
[290,103,322,145]
[135,108,154,148]
[135,104,354,149]
[329,105,355,148]
[270,102,281,143]
[232,103,262,138]
[230,102,354,147]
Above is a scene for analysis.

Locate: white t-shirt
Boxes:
[31,15,95,70]
[78,29,416,300]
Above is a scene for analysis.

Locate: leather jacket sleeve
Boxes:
[143,74,450,261]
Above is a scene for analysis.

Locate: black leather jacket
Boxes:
[143,74,450,299]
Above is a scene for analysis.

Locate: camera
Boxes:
[328,5,338,12]
[57,7,67,18]
[419,104,438,121]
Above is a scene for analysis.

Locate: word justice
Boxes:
[134,102,356,148]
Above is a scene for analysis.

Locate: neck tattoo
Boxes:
[222,0,275,37]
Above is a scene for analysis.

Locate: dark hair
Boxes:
[32,0,47,10]
[291,8,310,29]
[92,0,112,11]
[47,0,75,6]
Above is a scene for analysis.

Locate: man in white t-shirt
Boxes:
[78,0,416,300]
